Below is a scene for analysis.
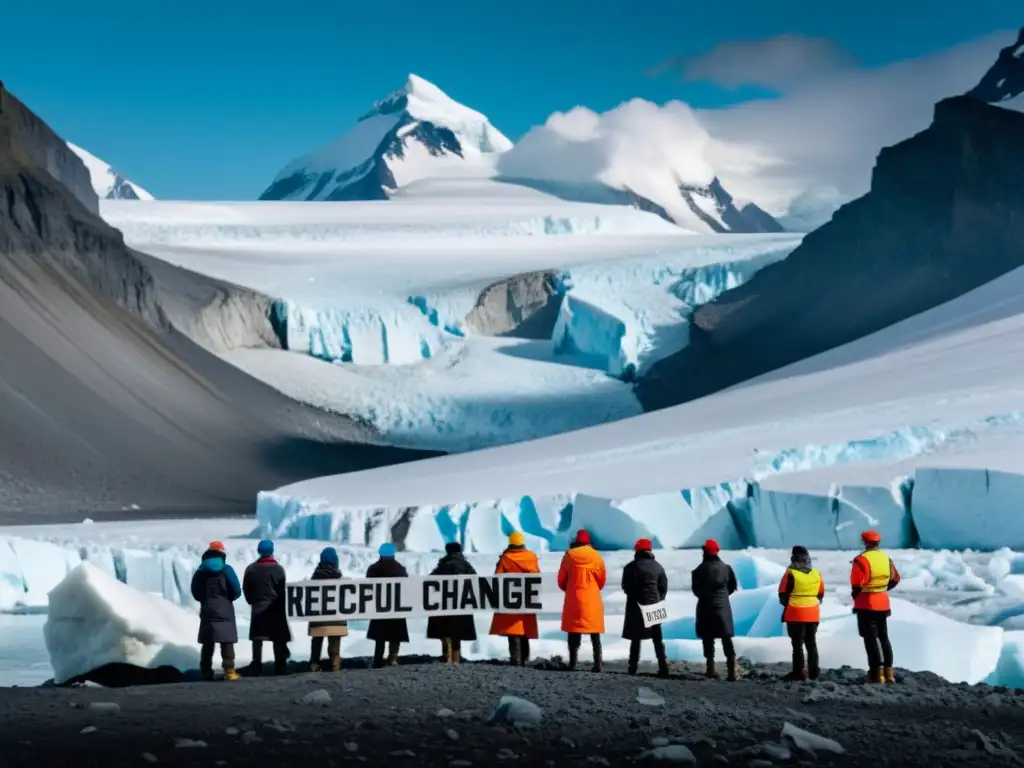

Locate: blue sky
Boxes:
[2,0,1019,200]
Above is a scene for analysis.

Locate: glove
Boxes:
[851,587,862,599]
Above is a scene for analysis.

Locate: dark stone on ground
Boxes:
[7,660,1023,767]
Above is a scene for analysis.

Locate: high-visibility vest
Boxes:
[859,549,891,593]
[787,568,822,607]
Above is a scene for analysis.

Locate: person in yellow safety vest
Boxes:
[777,545,825,681]
[850,530,901,683]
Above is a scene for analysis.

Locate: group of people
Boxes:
[190,528,901,684]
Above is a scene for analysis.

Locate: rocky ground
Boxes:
[2,657,1022,767]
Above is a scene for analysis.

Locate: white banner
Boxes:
[641,600,668,628]
[286,573,555,622]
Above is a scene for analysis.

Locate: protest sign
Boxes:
[640,600,668,628]
[286,573,553,622]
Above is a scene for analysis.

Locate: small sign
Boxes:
[641,600,669,628]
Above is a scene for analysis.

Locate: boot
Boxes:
[386,642,400,666]
[200,667,214,682]
[520,638,531,667]
[590,636,603,674]
[249,642,263,676]
[866,667,884,683]
[627,641,640,676]
[567,639,579,671]
[508,637,522,667]
[309,637,323,673]
[653,638,670,678]
[452,646,462,664]
[222,662,239,681]
[784,668,808,682]
[327,637,341,672]
[373,641,386,669]
[705,659,719,679]
[442,638,453,664]
[884,667,895,684]
[726,659,738,682]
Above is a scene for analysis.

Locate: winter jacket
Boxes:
[488,545,540,639]
[778,553,825,623]
[243,556,292,643]
[307,561,348,638]
[621,550,668,640]
[365,556,410,643]
[426,551,478,642]
[691,554,738,639]
[191,549,242,645]
[557,543,607,634]
[851,548,900,614]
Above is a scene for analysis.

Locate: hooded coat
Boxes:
[243,556,292,643]
[365,556,411,643]
[308,560,349,638]
[488,545,540,638]
[690,553,738,639]
[557,543,607,634]
[426,546,478,642]
[191,549,242,644]
[621,550,668,640]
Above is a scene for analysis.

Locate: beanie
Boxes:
[702,539,720,555]
[791,545,809,558]
[861,530,881,544]
[378,542,396,558]
[634,538,653,552]
[208,540,226,553]
[445,541,463,555]
[257,539,274,557]
[575,529,591,546]
[320,546,339,567]
[508,531,525,547]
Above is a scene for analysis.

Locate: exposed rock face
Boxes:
[0,85,97,215]
[637,96,1024,411]
[463,271,563,338]
[966,27,1024,104]
[0,84,430,521]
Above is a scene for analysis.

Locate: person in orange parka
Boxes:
[489,531,540,666]
[850,529,901,684]
[777,545,825,681]
[557,529,607,672]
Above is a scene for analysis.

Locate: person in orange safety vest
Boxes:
[489,531,540,666]
[777,545,825,681]
[557,529,607,672]
[850,530,901,683]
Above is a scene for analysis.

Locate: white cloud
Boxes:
[500,31,1014,222]
[700,32,1016,214]
[498,99,750,210]
[664,34,857,92]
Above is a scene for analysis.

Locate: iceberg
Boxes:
[44,564,200,684]
[551,294,635,378]
[913,467,1024,550]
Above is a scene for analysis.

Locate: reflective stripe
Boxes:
[860,550,891,593]
[787,568,822,608]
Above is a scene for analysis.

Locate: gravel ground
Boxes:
[2,657,1022,767]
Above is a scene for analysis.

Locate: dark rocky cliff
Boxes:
[637,96,1024,411]
[0,82,431,521]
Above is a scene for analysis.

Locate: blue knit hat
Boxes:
[257,539,274,557]
[378,542,396,558]
[320,546,339,567]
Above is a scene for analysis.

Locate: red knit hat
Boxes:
[634,538,653,552]
[861,530,882,544]
[208,540,226,553]
[702,538,720,555]
[575,529,591,545]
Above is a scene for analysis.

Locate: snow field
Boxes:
[19,525,1024,688]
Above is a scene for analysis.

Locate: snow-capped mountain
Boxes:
[67,143,154,201]
[966,26,1024,107]
[260,75,512,202]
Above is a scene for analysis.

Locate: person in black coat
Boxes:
[621,538,670,677]
[190,540,242,681]
[690,538,739,681]
[426,541,477,664]
[307,546,347,673]
[366,542,410,668]
[242,539,291,675]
